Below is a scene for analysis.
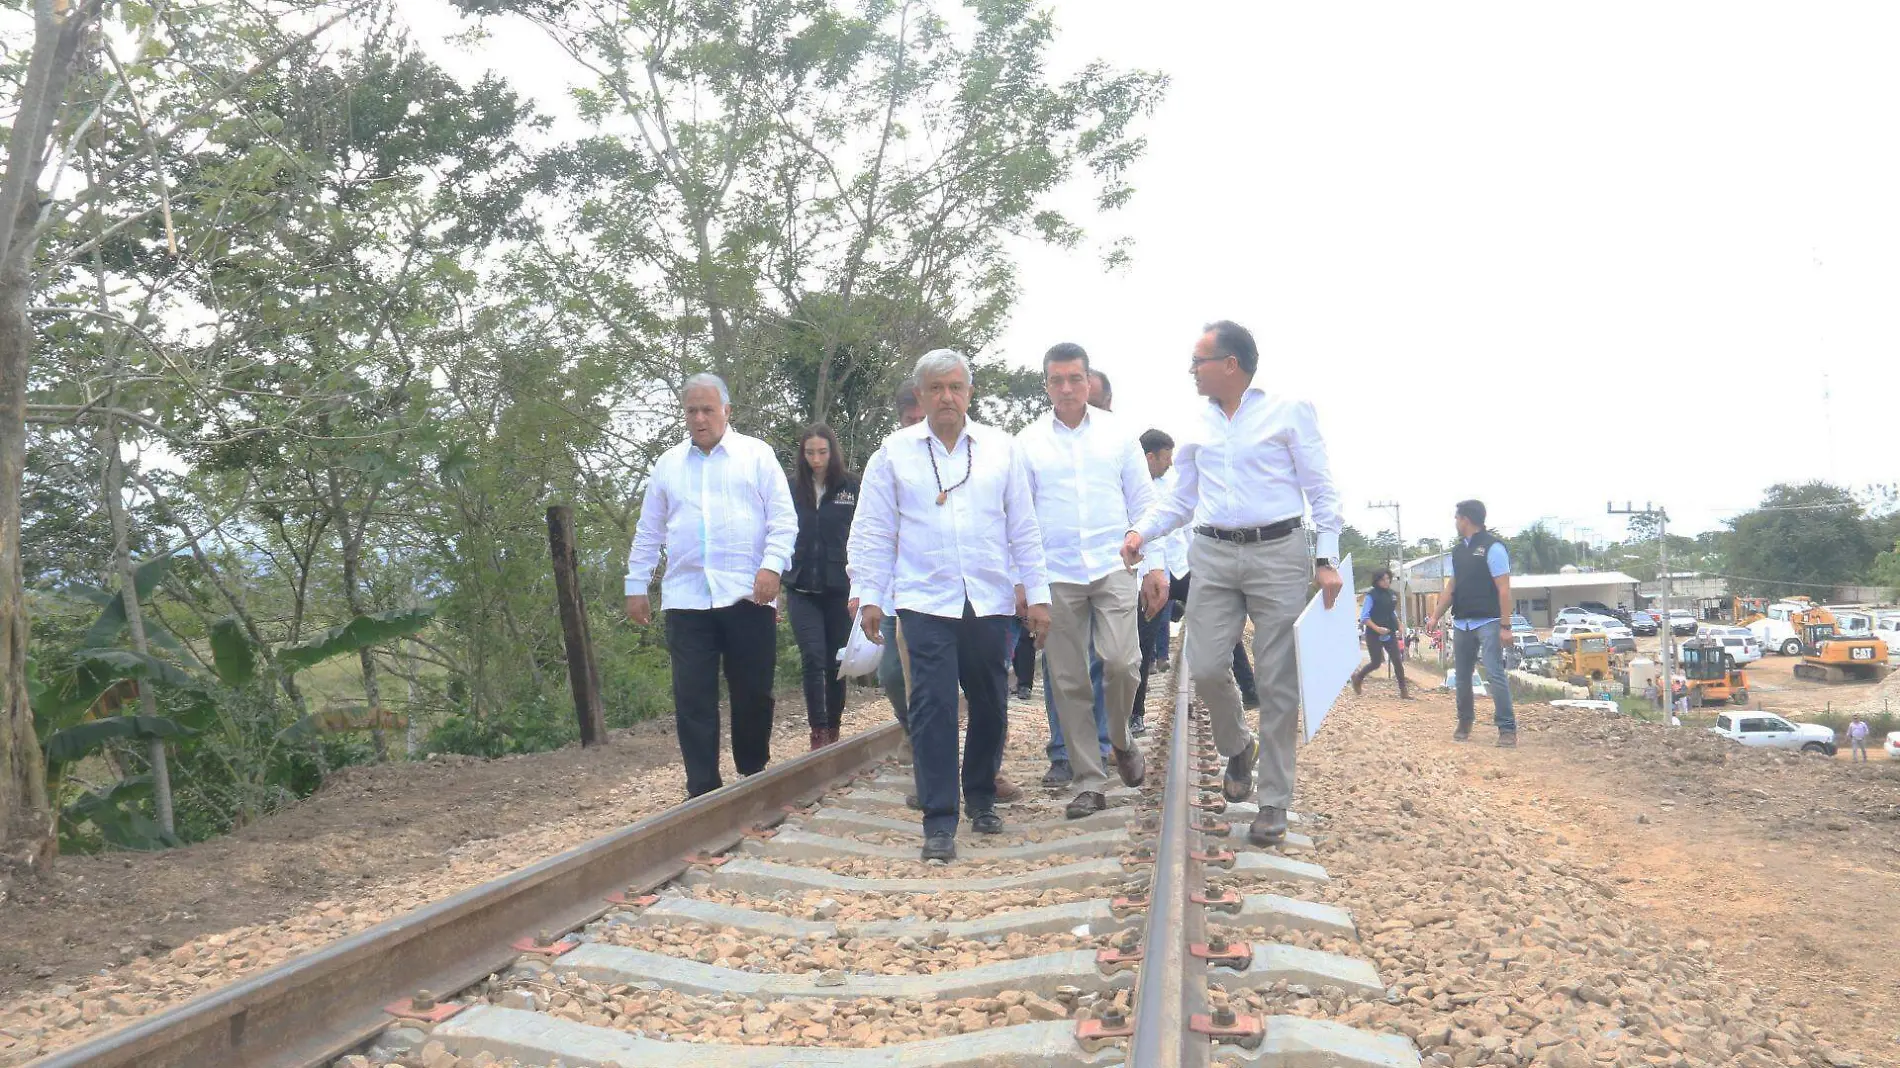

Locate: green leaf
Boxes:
[44,714,191,766]
[209,618,258,686]
[63,776,181,851]
[82,556,177,647]
[277,607,434,672]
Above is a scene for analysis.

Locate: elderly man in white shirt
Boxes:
[1123,321,1343,848]
[1016,343,1166,819]
[850,349,1051,861]
[626,373,797,799]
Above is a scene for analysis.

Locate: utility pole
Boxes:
[1368,500,1407,637]
[1609,501,1671,719]
[546,506,608,747]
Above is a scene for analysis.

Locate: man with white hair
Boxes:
[850,349,1051,861]
[627,373,798,799]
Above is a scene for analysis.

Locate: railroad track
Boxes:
[34,667,1421,1068]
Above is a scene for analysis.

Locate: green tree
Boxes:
[1722,482,1874,597]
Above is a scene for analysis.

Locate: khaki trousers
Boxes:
[1046,570,1140,793]
[1182,532,1310,809]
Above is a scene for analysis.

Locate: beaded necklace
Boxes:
[926,432,973,506]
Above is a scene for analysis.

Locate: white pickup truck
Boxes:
[1707,711,1837,755]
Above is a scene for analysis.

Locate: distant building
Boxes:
[1400,553,1640,628]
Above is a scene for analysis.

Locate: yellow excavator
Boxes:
[1551,631,1612,687]
[1790,607,1891,684]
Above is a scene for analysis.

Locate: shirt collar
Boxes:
[687,433,731,458]
[1207,385,1267,418]
[903,417,975,455]
[1048,408,1094,435]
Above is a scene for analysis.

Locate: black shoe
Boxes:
[1131,716,1148,736]
[906,793,922,810]
[1015,685,1033,700]
[1222,737,1258,803]
[1155,660,1170,674]
[1065,791,1108,819]
[1112,745,1146,788]
[1452,722,1472,742]
[1041,760,1073,787]
[1248,806,1288,847]
[1350,670,1364,696]
[921,833,956,861]
[970,809,1004,834]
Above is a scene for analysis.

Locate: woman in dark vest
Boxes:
[787,424,858,749]
[1351,568,1410,699]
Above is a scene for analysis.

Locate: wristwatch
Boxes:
[1314,557,1337,569]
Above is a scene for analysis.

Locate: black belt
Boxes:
[1194,518,1302,544]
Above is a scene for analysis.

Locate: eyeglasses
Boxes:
[1189,355,1227,368]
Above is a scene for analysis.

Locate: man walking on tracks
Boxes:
[1427,500,1517,747]
[1351,568,1410,699]
[1016,343,1163,819]
[626,373,797,799]
[1123,321,1343,848]
[850,349,1051,861]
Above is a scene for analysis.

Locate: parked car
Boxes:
[1550,698,1619,713]
[1578,601,1632,625]
[1690,627,1762,665]
[1886,731,1900,759]
[1707,712,1836,755]
[1626,612,1658,636]
[1509,614,1536,638]
[1667,609,1699,635]
[1554,607,1597,627]
[1442,668,1487,696]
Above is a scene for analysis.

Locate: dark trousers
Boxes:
[787,588,851,729]
[899,603,1008,837]
[1134,595,1172,719]
[1012,626,1038,690]
[664,601,777,798]
[1353,635,1409,696]
[1172,573,1256,699]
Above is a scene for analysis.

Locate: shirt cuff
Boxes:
[1315,531,1340,561]
[1025,583,1052,607]
[625,574,644,597]
[760,553,788,575]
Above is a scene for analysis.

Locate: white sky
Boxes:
[405,0,1900,545]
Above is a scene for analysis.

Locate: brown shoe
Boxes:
[1248,806,1288,847]
[1452,722,1472,742]
[1112,744,1146,788]
[809,728,827,752]
[1065,791,1107,819]
[993,775,1024,803]
[1351,669,1364,696]
[1496,730,1517,748]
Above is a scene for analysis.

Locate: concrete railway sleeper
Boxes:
[32,668,1423,1068]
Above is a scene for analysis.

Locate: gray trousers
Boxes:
[1046,571,1140,793]
[1182,532,1310,809]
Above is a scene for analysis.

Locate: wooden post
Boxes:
[546,506,608,747]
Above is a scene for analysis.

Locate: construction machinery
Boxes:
[1790,608,1892,684]
[1730,596,1769,626]
[1550,630,1612,687]
[1678,637,1750,706]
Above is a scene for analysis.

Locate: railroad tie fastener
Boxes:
[1191,1007,1264,1048]
[1075,1010,1134,1052]
[384,987,465,1024]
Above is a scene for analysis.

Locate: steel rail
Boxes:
[32,722,904,1068]
[1128,659,1211,1068]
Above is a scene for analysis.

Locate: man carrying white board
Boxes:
[1123,321,1343,847]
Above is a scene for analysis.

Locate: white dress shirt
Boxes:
[1014,408,1159,585]
[1136,386,1342,561]
[1152,468,1191,579]
[626,430,798,609]
[848,418,1050,618]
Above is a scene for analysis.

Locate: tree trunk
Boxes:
[99,416,175,836]
[0,273,50,870]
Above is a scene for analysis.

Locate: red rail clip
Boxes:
[384,991,464,1024]
[604,890,659,907]
[1191,1010,1265,1048]
[684,852,730,867]
[1196,819,1232,836]
[1075,1015,1134,1051]
[742,826,779,840]
[511,934,579,956]
[1190,797,1228,813]
[1095,946,1143,975]
[1190,940,1252,967]
[1192,888,1243,913]
[1108,894,1147,917]
[1190,846,1237,868]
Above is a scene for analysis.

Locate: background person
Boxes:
[849,349,1050,861]
[1124,320,1343,848]
[1350,568,1410,699]
[1133,428,1189,733]
[1427,499,1516,747]
[787,424,858,750]
[1849,714,1870,761]
[626,373,796,798]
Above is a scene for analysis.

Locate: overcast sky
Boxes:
[408,1,1900,546]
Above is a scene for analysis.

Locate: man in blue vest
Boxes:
[1427,500,1516,746]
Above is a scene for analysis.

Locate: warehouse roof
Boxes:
[1511,571,1640,589]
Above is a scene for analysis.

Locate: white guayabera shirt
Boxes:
[1013,408,1161,586]
[1137,386,1343,562]
[848,418,1050,618]
[626,430,798,610]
